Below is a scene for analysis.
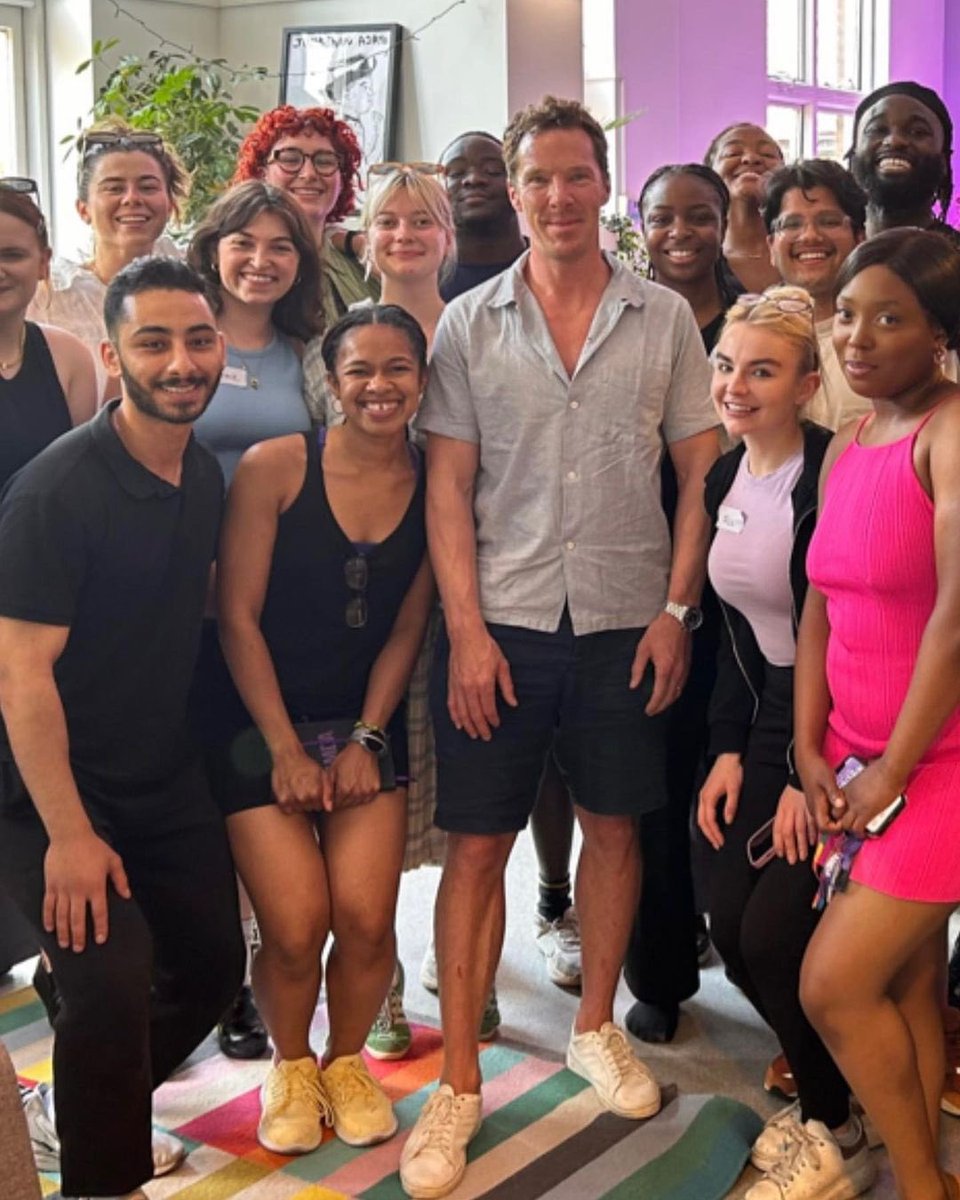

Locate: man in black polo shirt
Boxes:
[0,257,243,1200]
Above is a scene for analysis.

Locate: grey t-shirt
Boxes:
[418,251,717,635]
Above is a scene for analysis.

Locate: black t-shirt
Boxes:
[0,402,223,791]
[440,247,527,302]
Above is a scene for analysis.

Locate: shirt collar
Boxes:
[91,400,193,499]
[486,248,647,311]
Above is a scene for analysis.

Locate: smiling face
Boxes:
[103,288,224,425]
[642,172,724,289]
[213,209,300,311]
[508,128,609,264]
[441,134,513,231]
[0,211,50,317]
[833,263,945,401]
[710,124,783,202]
[768,185,862,303]
[327,323,426,435]
[367,186,451,285]
[77,151,173,254]
[711,322,817,441]
[850,94,947,211]
[262,129,343,230]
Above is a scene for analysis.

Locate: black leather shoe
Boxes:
[625,999,679,1044]
[217,985,268,1060]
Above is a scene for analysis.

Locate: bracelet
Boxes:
[350,720,387,756]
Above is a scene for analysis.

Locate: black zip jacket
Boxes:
[703,421,833,788]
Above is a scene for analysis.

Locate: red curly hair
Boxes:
[233,105,362,223]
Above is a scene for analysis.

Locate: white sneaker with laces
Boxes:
[745,1118,876,1199]
[752,1099,803,1171]
[565,1022,661,1118]
[419,939,439,994]
[399,1083,482,1199]
[535,907,582,987]
[22,1082,186,1176]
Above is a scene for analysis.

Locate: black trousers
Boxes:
[0,759,244,1198]
[707,663,849,1128]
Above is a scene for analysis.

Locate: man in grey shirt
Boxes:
[400,96,719,1200]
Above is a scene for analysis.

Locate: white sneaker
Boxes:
[745,1118,876,1199]
[566,1022,661,1119]
[399,1083,482,1199]
[752,1099,803,1171]
[420,938,439,994]
[535,907,582,987]
[22,1083,185,1176]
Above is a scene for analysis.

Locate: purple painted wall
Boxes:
[615,0,960,219]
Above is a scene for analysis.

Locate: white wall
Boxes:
[217,0,510,161]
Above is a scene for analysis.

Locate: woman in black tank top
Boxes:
[217,305,433,1153]
[0,185,96,488]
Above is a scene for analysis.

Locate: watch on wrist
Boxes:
[664,601,703,632]
[350,720,388,757]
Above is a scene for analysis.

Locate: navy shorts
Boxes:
[430,611,668,834]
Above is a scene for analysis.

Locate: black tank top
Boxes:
[0,323,72,490]
[260,429,427,720]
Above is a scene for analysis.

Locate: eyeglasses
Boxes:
[738,292,815,316]
[771,212,853,237]
[0,177,40,202]
[367,161,445,181]
[267,147,341,177]
[345,555,368,629]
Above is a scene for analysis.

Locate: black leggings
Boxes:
[0,760,244,1197]
[708,663,850,1129]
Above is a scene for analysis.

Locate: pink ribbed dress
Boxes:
[806,411,960,902]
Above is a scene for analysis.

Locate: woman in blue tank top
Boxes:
[187,181,322,484]
[217,305,433,1154]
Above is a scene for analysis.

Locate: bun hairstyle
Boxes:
[721,284,820,374]
[834,226,960,351]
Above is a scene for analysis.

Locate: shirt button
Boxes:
[569,399,580,409]
[565,540,576,550]
[566,470,578,482]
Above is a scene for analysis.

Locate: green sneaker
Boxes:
[365,961,412,1061]
[479,984,501,1041]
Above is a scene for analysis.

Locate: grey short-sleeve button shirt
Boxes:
[418,251,717,635]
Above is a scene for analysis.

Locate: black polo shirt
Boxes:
[0,401,223,792]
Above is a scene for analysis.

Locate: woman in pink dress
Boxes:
[797,227,960,1200]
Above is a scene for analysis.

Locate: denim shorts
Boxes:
[430,611,668,834]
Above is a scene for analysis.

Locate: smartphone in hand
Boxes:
[835,755,906,838]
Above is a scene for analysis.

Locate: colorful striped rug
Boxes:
[2,980,762,1199]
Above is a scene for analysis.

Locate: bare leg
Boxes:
[227,807,330,1061]
[574,808,641,1033]
[318,790,407,1062]
[800,882,954,1200]
[437,831,516,1093]
[892,924,949,1143]
[530,758,575,917]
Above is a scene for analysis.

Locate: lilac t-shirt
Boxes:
[708,449,803,668]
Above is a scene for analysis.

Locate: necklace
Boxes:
[0,324,26,373]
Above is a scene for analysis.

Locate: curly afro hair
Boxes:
[233,105,362,223]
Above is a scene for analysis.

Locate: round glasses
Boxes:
[267,147,341,178]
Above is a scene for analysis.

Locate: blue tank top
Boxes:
[193,334,310,484]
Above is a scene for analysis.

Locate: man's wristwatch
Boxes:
[664,601,703,632]
[350,720,388,757]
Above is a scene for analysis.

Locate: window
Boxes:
[766,0,887,162]
[0,5,25,177]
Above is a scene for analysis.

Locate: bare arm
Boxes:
[632,427,719,713]
[40,325,97,426]
[328,556,435,807]
[217,439,330,813]
[0,618,129,950]
[425,432,516,740]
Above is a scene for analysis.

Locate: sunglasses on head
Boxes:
[738,292,815,316]
[367,161,445,182]
[77,131,164,185]
[0,177,40,201]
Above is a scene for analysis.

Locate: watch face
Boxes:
[683,607,704,631]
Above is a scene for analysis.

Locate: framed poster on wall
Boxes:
[279,24,402,175]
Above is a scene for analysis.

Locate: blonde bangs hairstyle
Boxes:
[721,285,820,376]
[361,168,456,279]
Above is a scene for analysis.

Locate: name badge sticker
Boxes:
[221,364,249,388]
[717,505,746,534]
